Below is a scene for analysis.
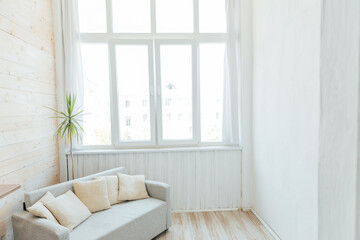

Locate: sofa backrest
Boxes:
[24,167,125,209]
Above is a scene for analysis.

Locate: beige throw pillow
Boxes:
[27,192,59,224]
[44,190,91,231]
[94,176,123,205]
[73,178,111,212]
[117,174,149,201]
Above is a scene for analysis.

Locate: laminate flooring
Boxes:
[155,210,274,240]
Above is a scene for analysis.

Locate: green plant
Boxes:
[45,93,85,180]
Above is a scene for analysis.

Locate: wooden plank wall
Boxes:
[0,0,59,239]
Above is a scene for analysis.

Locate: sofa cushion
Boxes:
[94,176,123,205]
[44,190,91,231]
[117,174,149,201]
[70,198,167,240]
[73,178,111,212]
[27,192,59,224]
[24,167,125,208]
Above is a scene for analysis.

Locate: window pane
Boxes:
[156,0,193,33]
[78,0,107,33]
[81,44,111,145]
[200,43,225,142]
[199,0,226,33]
[112,0,151,33]
[116,45,151,141]
[160,45,193,140]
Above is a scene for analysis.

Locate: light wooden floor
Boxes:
[155,210,274,240]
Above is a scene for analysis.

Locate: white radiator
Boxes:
[70,148,242,211]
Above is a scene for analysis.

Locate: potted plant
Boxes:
[45,93,85,180]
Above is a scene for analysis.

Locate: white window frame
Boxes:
[78,0,227,149]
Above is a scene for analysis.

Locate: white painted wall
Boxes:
[319,0,360,239]
[252,0,320,239]
[239,0,254,209]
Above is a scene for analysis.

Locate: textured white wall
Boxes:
[252,0,320,239]
[319,0,360,239]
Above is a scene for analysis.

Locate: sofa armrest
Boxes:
[12,211,70,240]
[145,180,171,229]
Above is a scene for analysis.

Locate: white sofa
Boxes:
[12,167,171,240]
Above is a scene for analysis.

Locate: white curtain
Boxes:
[223,0,241,145]
[59,0,84,153]
[60,0,84,107]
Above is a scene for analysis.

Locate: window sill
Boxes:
[68,145,242,155]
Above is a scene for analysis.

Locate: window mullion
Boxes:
[150,0,157,34]
[194,0,199,34]
[194,42,201,144]
[108,42,120,146]
[154,41,164,145]
[148,41,157,146]
[106,0,113,33]
[150,0,158,145]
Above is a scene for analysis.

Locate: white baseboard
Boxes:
[242,208,281,240]
[241,207,252,211]
[172,208,239,213]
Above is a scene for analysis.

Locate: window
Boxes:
[115,45,151,141]
[125,100,130,108]
[78,0,226,147]
[81,43,111,145]
[165,98,171,107]
[112,0,151,33]
[78,0,107,33]
[142,100,148,108]
[160,45,193,140]
[199,0,226,33]
[156,0,193,33]
[200,43,225,142]
[125,117,131,126]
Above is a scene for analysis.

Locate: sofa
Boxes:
[12,167,171,240]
